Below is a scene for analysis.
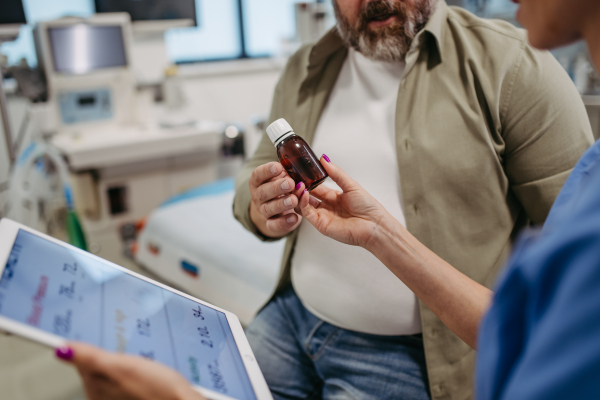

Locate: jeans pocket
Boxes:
[304,320,340,360]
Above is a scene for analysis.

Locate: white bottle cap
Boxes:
[266,118,294,145]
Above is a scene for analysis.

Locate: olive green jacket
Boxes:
[233,2,593,399]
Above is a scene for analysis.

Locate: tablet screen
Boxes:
[0,229,257,400]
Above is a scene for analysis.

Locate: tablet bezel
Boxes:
[0,218,273,400]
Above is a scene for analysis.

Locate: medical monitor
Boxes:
[94,0,197,26]
[35,13,136,127]
[48,24,127,75]
[0,0,27,40]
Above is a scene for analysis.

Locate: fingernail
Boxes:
[302,189,307,195]
[281,181,290,190]
[284,197,293,206]
[295,182,302,190]
[270,165,278,175]
[322,154,331,163]
[287,215,296,224]
[56,346,74,361]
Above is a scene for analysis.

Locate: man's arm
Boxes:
[233,75,295,241]
[501,45,594,224]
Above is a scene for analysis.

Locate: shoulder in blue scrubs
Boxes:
[476,139,600,400]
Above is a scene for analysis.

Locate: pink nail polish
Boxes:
[302,189,307,195]
[322,154,331,163]
[56,346,74,361]
[295,182,302,190]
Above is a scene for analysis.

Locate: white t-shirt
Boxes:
[291,48,422,335]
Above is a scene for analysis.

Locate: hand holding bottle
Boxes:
[249,162,303,238]
[249,119,328,238]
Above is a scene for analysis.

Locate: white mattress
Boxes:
[135,179,285,325]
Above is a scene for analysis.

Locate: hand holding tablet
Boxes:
[0,218,273,400]
[56,341,208,400]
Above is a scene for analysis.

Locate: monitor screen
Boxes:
[95,0,197,25]
[48,25,127,74]
[0,0,26,25]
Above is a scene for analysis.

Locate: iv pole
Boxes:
[0,38,16,166]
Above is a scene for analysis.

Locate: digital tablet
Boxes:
[0,218,272,400]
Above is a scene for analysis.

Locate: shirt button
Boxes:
[433,383,445,396]
[429,327,438,337]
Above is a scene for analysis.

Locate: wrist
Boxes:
[366,214,409,261]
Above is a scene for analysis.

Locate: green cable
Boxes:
[66,210,87,251]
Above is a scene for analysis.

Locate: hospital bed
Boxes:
[135,178,285,326]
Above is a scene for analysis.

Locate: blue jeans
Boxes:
[246,285,430,400]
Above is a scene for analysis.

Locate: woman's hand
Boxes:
[296,155,395,250]
[56,343,206,400]
[298,155,493,349]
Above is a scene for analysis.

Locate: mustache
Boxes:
[360,0,406,27]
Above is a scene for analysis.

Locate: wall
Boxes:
[176,59,283,125]
[135,58,285,157]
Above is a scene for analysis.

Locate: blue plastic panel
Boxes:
[58,88,113,125]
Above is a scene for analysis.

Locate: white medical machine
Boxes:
[0,218,273,400]
[135,179,285,326]
[33,13,223,268]
[35,13,138,129]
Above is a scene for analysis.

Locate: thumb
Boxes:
[320,155,359,193]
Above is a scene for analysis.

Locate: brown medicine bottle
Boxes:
[266,118,328,191]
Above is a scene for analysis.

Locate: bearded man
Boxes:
[233,0,593,399]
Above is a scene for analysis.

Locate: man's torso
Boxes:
[292,48,422,335]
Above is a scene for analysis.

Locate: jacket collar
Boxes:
[307,28,346,71]
[306,0,448,71]
[421,0,448,63]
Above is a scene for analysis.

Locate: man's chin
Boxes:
[355,35,409,62]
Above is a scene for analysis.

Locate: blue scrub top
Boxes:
[476,139,600,400]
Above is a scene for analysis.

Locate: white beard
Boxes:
[334,0,437,62]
